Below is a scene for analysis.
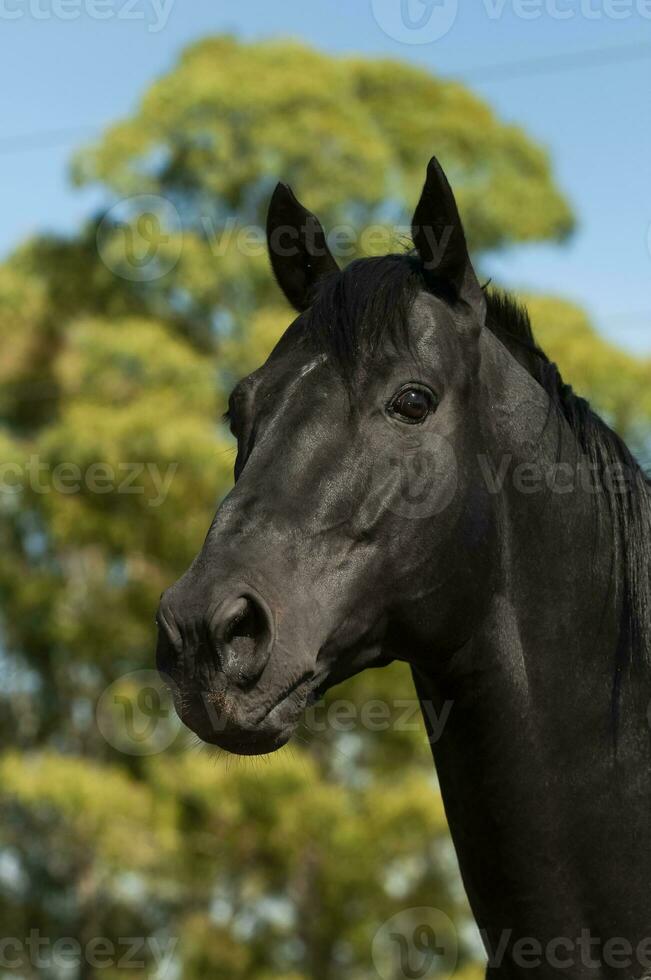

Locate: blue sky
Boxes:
[1,0,650,350]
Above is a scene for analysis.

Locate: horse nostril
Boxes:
[156,600,183,656]
[155,598,185,686]
[212,594,273,686]
[218,597,256,655]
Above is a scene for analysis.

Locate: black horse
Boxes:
[157,158,651,978]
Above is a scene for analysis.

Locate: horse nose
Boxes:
[210,593,273,687]
[156,595,184,675]
[156,589,274,689]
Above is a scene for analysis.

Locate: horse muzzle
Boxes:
[155,580,314,754]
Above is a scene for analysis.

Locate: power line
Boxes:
[456,39,651,82]
[0,41,649,155]
[0,125,97,155]
[599,310,651,322]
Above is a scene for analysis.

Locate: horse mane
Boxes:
[307,254,651,717]
[486,290,651,715]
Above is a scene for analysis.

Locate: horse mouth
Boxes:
[172,671,317,756]
[199,728,291,756]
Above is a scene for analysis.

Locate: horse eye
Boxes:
[389,387,434,423]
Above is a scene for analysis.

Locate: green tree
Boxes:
[0,34,648,980]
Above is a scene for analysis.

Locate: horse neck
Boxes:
[415,346,651,969]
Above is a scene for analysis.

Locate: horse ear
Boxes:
[266,183,339,312]
[411,156,486,324]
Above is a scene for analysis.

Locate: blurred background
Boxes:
[0,3,650,978]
